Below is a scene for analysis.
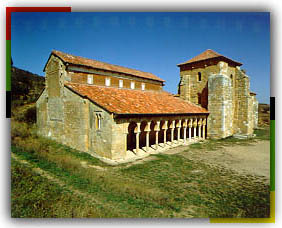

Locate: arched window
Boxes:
[230,74,233,79]
[95,113,102,130]
[198,72,202,82]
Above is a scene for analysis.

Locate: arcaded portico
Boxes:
[122,117,207,156]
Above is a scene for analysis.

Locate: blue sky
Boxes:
[11,12,270,104]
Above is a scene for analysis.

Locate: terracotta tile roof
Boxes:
[50,50,165,82]
[65,82,208,115]
[177,49,242,66]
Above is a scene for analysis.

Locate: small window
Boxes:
[198,72,202,82]
[87,75,93,84]
[230,74,233,79]
[105,78,111,86]
[95,114,101,130]
[119,79,123,88]
[141,83,145,91]
[130,81,135,89]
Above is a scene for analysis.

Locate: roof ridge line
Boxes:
[52,50,163,82]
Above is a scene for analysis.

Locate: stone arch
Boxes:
[159,120,166,144]
[174,119,181,140]
[167,120,173,142]
[127,122,137,151]
[149,121,157,147]
[140,121,147,149]
[180,119,185,140]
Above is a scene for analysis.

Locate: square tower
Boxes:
[177,49,257,138]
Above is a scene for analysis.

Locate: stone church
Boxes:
[36,49,257,162]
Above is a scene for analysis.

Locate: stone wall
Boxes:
[234,68,254,136]
[36,89,48,136]
[88,100,113,159]
[63,87,89,152]
[111,120,128,160]
[208,73,233,138]
[253,98,259,129]
[44,55,66,141]
[67,67,163,91]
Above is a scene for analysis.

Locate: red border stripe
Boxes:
[6,7,71,40]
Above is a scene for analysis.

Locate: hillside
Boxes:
[11,66,45,107]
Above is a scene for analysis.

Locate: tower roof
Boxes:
[177,49,242,67]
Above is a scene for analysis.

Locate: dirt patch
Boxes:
[181,140,270,181]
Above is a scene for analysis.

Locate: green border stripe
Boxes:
[6,40,11,91]
[270,120,275,191]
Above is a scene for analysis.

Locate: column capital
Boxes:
[176,119,182,128]
[154,121,161,131]
[198,118,202,126]
[188,119,193,128]
[123,122,129,134]
[169,120,175,129]
[162,120,168,130]
[202,118,207,126]
[183,119,188,127]
[193,118,198,127]
[144,121,151,132]
[134,122,141,133]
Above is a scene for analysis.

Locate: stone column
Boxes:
[176,120,182,142]
[145,121,151,152]
[155,121,160,149]
[193,118,197,138]
[183,119,188,144]
[170,120,175,144]
[163,120,168,145]
[188,119,193,141]
[198,118,202,139]
[202,118,206,139]
[123,122,129,152]
[134,122,141,155]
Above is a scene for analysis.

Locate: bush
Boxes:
[14,105,37,123]
[24,106,36,123]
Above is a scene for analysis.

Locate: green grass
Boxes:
[11,119,270,218]
[11,159,110,218]
[254,128,270,140]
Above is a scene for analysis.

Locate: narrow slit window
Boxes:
[87,75,93,84]
[105,77,111,86]
[95,114,101,130]
[119,79,123,88]
[230,74,233,79]
[198,72,202,82]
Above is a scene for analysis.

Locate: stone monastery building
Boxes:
[37,49,258,162]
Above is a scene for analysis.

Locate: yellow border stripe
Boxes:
[210,191,275,223]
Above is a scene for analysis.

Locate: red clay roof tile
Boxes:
[51,50,165,82]
[178,49,242,66]
[65,82,208,115]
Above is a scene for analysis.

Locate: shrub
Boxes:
[24,106,36,123]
